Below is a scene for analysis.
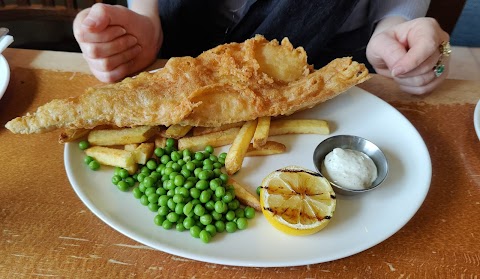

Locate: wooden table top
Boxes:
[1,48,479,278]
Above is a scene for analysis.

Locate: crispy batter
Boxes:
[5,35,370,134]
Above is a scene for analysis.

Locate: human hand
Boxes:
[366,17,450,94]
[73,3,162,82]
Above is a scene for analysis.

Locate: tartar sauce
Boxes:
[321,148,377,190]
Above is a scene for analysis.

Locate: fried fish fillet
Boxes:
[5,35,370,134]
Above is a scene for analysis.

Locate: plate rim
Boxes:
[0,54,10,100]
[474,100,480,140]
[64,86,432,267]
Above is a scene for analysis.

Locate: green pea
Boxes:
[203,158,213,166]
[148,203,159,212]
[141,166,151,174]
[177,187,190,198]
[209,179,222,191]
[148,194,160,204]
[117,181,129,192]
[157,206,169,216]
[204,200,215,211]
[137,173,147,183]
[195,180,209,190]
[256,186,262,196]
[205,224,217,237]
[209,154,218,162]
[202,164,214,171]
[222,192,234,203]
[185,162,196,171]
[125,177,135,187]
[199,190,212,203]
[156,187,167,196]
[172,194,184,204]
[78,140,90,150]
[138,182,146,193]
[158,195,169,207]
[183,217,195,229]
[199,214,212,226]
[145,187,156,196]
[219,173,229,183]
[160,154,171,164]
[132,187,142,199]
[215,186,226,198]
[142,177,154,188]
[84,155,94,164]
[213,162,222,169]
[194,152,205,161]
[111,175,121,185]
[236,217,248,230]
[162,220,173,230]
[194,204,205,216]
[169,171,179,180]
[225,221,237,233]
[199,230,211,243]
[154,215,166,226]
[146,159,157,170]
[190,226,201,238]
[174,175,185,187]
[165,180,175,190]
[118,169,129,179]
[166,138,176,148]
[180,169,191,178]
[214,201,227,214]
[190,188,201,199]
[167,212,180,223]
[244,206,256,219]
[175,202,185,215]
[167,198,176,210]
[204,145,214,154]
[226,210,236,221]
[235,208,245,218]
[219,152,227,159]
[88,160,100,171]
[215,220,226,233]
[183,202,193,215]
[213,169,222,178]
[171,163,181,172]
[176,223,186,232]
[154,147,165,157]
[211,211,223,221]
[228,200,240,210]
[140,195,149,206]
[156,164,166,174]
[170,151,181,161]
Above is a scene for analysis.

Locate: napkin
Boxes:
[0,35,14,54]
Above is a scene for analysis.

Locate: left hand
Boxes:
[366,17,450,95]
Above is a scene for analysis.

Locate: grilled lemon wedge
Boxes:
[260,166,336,236]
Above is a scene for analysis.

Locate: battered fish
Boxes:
[5,35,370,134]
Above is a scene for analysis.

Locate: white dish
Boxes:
[65,86,431,267]
[474,100,480,140]
[0,54,10,100]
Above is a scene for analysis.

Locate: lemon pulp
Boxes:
[260,165,336,236]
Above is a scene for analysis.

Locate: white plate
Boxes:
[0,54,10,100]
[474,100,480,140]
[65,86,431,267]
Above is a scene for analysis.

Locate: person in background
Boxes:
[73,0,451,95]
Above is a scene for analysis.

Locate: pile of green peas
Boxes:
[93,138,255,243]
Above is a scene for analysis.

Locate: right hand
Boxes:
[73,3,162,82]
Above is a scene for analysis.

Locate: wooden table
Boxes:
[1,48,479,278]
